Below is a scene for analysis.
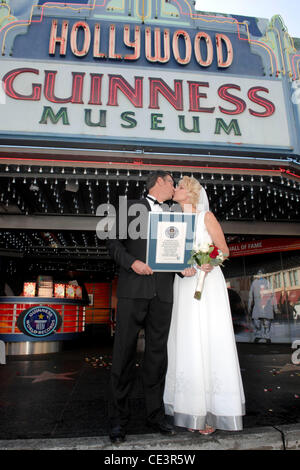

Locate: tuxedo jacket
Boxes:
[107,198,174,303]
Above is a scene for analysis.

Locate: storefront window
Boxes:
[223,249,300,344]
[289,269,298,286]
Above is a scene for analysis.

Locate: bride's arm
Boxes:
[204,211,229,258]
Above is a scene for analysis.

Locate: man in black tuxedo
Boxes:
[107,171,177,443]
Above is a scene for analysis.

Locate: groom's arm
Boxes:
[107,237,153,275]
[107,237,137,271]
[106,199,137,270]
[106,200,152,274]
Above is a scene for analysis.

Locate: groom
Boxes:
[106,171,176,443]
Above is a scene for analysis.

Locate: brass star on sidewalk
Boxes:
[19,371,77,383]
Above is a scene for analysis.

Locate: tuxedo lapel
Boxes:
[143,198,151,211]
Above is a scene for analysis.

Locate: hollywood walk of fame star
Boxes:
[19,370,78,383]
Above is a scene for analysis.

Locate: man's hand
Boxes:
[131,260,153,275]
[181,267,197,277]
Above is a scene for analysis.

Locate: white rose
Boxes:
[198,242,210,253]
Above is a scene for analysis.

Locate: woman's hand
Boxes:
[181,267,197,277]
[199,263,213,273]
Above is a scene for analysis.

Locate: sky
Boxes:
[6,1,300,38]
[195,0,300,37]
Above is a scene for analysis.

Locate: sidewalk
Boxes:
[0,424,299,450]
[0,335,299,450]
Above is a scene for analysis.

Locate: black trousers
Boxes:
[108,296,173,428]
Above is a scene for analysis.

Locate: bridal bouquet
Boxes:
[188,243,227,300]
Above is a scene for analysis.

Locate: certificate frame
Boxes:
[146,212,196,272]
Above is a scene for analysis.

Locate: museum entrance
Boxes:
[0,158,299,349]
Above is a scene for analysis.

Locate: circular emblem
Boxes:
[165,225,179,239]
[17,306,62,338]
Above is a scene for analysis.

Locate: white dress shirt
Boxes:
[146,195,163,212]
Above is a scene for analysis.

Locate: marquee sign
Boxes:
[1,60,290,149]
[0,0,297,155]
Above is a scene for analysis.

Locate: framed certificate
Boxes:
[146,212,196,272]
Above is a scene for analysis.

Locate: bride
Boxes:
[164,176,245,434]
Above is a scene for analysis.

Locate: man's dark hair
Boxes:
[146,171,173,191]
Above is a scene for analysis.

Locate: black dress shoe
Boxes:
[147,419,176,435]
[109,425,126,444]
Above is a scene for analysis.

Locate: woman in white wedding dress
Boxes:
[164,176,245,434]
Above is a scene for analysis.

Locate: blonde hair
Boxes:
[179,176,202,208]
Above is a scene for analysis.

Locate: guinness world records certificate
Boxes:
[146,212,196,272]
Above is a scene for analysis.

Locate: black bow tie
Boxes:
[147,196,162,206]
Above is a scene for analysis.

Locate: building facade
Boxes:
[0,0,299,346]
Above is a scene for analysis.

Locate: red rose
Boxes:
[209,245,219,259]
